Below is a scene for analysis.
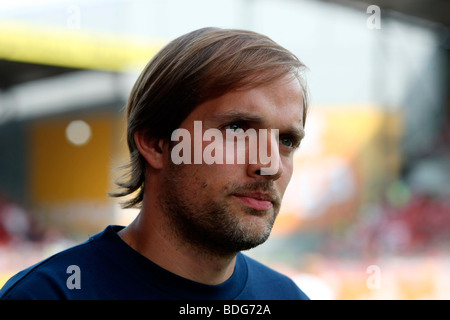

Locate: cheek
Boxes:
[187,162,237,190]
[204,164,254,199]
[278,158,294,195]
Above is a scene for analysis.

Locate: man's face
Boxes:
[159,73,305,255]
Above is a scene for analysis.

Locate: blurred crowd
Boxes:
[342,192,450,258]
[0,194,75,283]
[0,194,45,245]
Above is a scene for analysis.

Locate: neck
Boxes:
[118,199,237,285]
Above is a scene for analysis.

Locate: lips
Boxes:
[232,192,274,211]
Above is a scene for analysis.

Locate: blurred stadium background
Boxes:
[0,0,449,299]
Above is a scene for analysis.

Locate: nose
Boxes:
[247,129,282,180]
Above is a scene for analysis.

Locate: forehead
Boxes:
[188,74,304,129]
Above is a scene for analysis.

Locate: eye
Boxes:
[224,122,245,133]
[280,135,299,149]
[280,137,293,147]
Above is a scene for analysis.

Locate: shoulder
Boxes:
[239,253,309,300]
[0,233,99,300]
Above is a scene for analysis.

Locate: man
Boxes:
[1,27,309,299]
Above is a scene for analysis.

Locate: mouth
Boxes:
[232,192,274,211]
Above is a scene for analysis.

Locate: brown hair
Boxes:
[111,27,308,208]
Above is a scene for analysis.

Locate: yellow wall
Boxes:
[27,113,118,235]
[29,114,113,203]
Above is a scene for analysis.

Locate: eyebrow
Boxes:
[209,110,305,141]
[210,110,265,124]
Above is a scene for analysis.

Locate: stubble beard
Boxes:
[159,163,281,258]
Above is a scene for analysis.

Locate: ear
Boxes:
[134,130,165,170]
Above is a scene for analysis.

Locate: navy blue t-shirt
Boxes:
[0,225,309,300]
